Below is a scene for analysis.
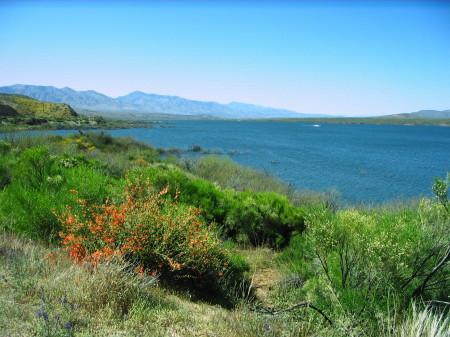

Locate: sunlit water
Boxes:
[51,121,449,204]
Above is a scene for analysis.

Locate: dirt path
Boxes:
[252,267,281,305]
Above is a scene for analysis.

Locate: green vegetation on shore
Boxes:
[0,132,448,336]
[0,114,164,131]
[261,116,450,126]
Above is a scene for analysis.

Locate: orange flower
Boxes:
[136,265,145,276]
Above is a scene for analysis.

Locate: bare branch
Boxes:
[253,302,333,326]
[412,245,450,298]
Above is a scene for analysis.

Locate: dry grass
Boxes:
[0,233,308,336]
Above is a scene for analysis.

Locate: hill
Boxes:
[411,109,450,118]
[0,84,327,119]
[0,93,77,118]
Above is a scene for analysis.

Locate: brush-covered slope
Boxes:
[0,93,77,118]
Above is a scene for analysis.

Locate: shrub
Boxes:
[277,197,449,334]
[130,165,228,224]
[56,176,248,295]
[0,149,113,241]
[224,190,304,248]
[131,165,304,248]
[13,147,59,189]
[0,140,13,190]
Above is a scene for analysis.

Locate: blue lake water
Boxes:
[54,121,449,205]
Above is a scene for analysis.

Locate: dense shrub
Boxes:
[56,176,249,297]
[0,140,13,189]
[0,147,114,240]
[224,190,304,248]
[277,196,449,334]
[130,165,228,224]
[132,165,305,248]
[13,147,59,189]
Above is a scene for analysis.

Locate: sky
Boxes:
[0,1,449,116]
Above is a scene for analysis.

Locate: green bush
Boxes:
[0,140,13,190]
[131,165,305,248]
[128,165,227,224]
[224,190,304,248]
[277,197,449,334]
[0,149,114,241]
[13,147,59,189]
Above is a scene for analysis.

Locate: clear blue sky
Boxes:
[1,1,449,116]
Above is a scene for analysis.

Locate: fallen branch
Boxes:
[252,302,333,326]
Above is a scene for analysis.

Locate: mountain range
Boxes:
[0,85,448,119]
[0,84,328,119]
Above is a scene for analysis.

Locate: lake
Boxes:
[54,121,449,205]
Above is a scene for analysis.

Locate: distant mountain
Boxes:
[0,93,77,118]
[116,91,238,118]
[226,102,330,118]
[0,84,326,119]
[411,110,450,118]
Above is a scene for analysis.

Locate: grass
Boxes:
[3,231,447,336]
[381,304,450,337]
[0,232,324,336]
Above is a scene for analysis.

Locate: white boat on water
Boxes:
[312,124,320,127]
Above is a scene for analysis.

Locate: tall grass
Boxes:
[0,232,173,336]
[382,304,450,337]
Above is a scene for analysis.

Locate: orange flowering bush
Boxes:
[56,176,232,286]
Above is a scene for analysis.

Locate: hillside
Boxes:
[0,93,77,118]
[412,109,450,118]
[0,84,327,119]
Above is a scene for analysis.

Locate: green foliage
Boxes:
[0,139,11,156]
[132,165,304,248]
[13,147,58,189]
[131,165,228,224]
[0,140,13,189]
[0,148,113,241]
[224,190,304,248]
[432,173,449,212]
[1,133,448,336]
[277,197,450,334]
